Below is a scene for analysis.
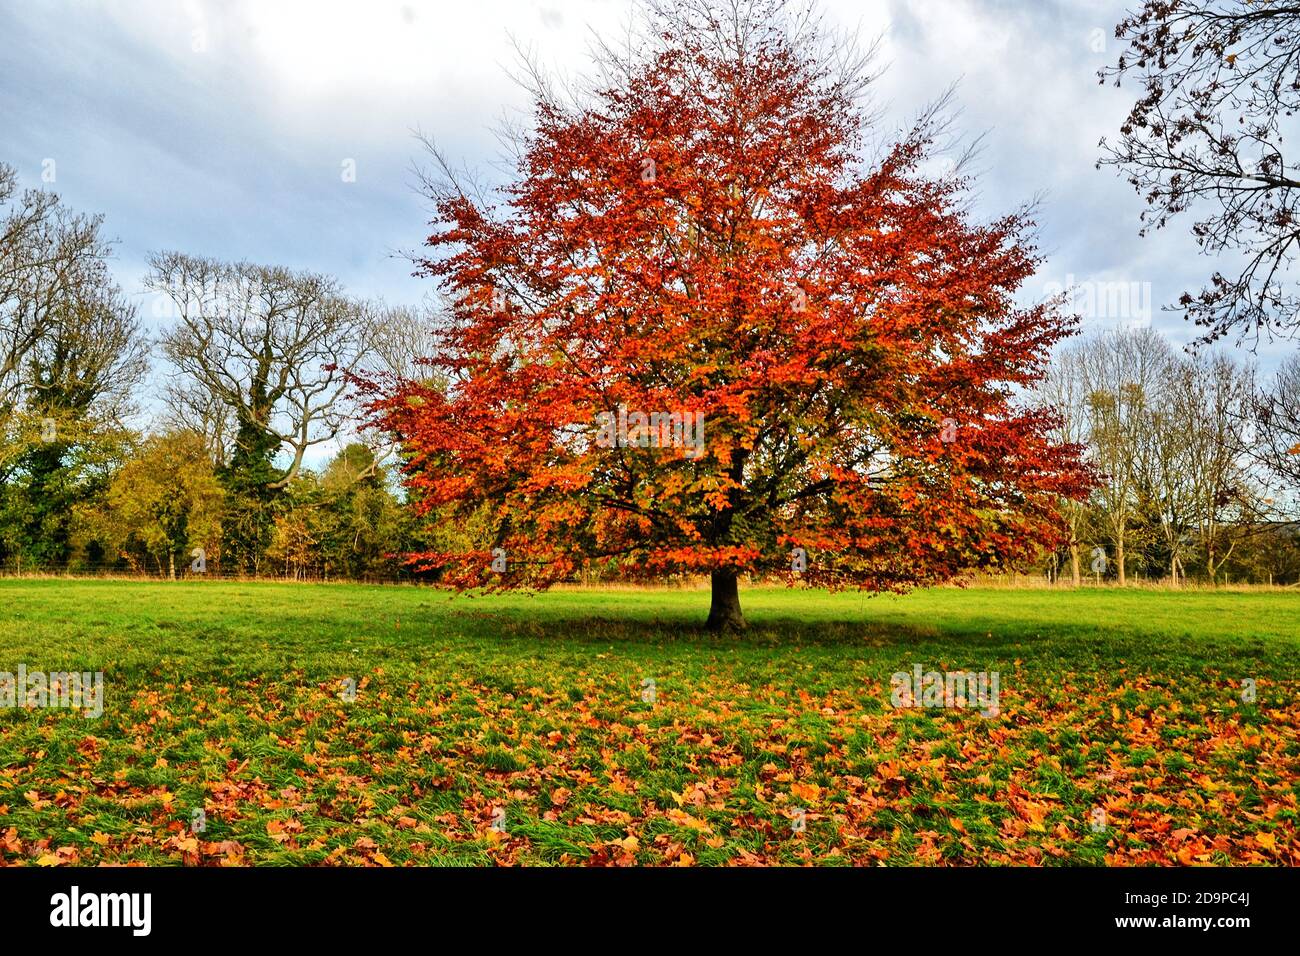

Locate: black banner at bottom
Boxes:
[0,866,1285,943]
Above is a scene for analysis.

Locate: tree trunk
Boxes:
[168,551,175,581]
[1069,542,1080,587]
[1116,537,1127,586]
[705,569,746,632]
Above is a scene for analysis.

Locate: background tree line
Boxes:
[0,160,465,579]
[2,159,1298,584]
[1039,326,1300,586]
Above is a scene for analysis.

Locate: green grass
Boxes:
[0,579,1296,866]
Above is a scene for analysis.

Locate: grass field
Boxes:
[1,579,1297,866]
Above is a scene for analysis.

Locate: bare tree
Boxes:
[342,303,446,484]
[1250,352,1300,510]
[1100,1,1300,344]
[0,162,111,414]
[371,303,442,382]
[1,164,146,491]
[157,376,236,469]
[1078,327,1177,585]
[1040,344,1092,585]
[1145,361,1198,586]
[26,267,149,426]
[1179,351,1260,580]
[147,252,379,490]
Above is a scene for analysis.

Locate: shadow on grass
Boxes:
[449,606,993,651]
[441,606,1292,677]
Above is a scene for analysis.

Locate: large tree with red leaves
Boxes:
[362,0,1091,630]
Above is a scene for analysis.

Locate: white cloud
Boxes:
[1,0,1292,369]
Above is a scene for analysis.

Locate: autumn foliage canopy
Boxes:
[362,0,1091,628]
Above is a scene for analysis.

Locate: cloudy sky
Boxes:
[1,0,1290,373]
